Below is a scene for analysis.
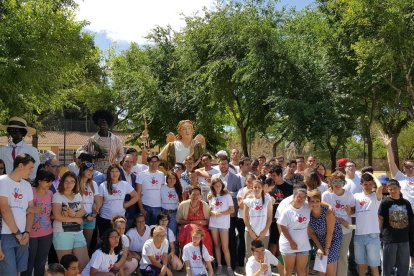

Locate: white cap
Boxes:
[216,150,228,157]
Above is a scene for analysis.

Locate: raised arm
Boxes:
[380,131,399,177]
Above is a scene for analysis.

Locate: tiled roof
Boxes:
[0,131,135,147]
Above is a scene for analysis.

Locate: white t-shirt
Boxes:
[0,175,33,234]
[121,234,130,255]
[197,167,219,184]
[238,174,246,188]
[274,195,294,219]
[243,194,272,236]
[82,181,100,214]
[318,182,329,193]
[237,187,253,218]
[278,203,311,254]
[137,170,164,207]
[140,238,169,269]
[344,175,362,195]
[182,243,213,276]
[208,194,234,229]
[127,225,151,253]
[246,249,278,276]
[132,163,149,177]
[354,192,381,235]
[322,190,355,234]
[160,185,179,210]
[52,192,83,233]
[82,249,118,276]
[395,171,414,209]
[98,181,134,220]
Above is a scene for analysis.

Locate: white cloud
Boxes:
[75,0,215,43]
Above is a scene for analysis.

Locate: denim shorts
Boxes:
[0,234,29,275]
[82,219,96,230]
[354,233,381,266]
[53,231,87,250]
[281,251,309,256]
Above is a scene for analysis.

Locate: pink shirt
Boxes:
[30,188,53,238]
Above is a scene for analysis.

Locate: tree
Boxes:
[177,1,292,156]
[0,0,105,126]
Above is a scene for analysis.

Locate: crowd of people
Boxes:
[0,113,413,276]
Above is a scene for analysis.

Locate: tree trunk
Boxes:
[32,133,38,149]
[239,125,249,157]
[391,133,400,168]
[272,140,283,157]
[366,131,373,166]
[326,140,339,172]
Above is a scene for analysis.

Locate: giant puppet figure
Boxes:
[159,120,204,170]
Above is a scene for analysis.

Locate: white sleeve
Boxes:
[93,181,100,196]
[162,239,169,254]
[136,174,144,185]
[277,208,290,227]
[168,229,176,243]
[98,183,105,196]
[142,241,153,256]
[90,250,103,269]
[348,192,356,207]
[201,245,213,261]
[395,171,406,181]
[245,260,255,276]
[182,245,190,262]
[266,250,278,266]
[0,180,8,197]
[52,192,63,204]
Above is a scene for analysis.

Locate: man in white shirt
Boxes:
[0,117,39,181]
[344,161,362,195]
[238,157,252,187]
[125,148,148,177]
[230,149,240,173]
[0,153,35,275]
[195,153,219,185]
[137,155,164,226]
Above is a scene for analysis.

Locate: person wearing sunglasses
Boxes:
[322,171,355,276]
[381,132,414,275]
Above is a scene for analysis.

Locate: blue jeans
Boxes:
[143,205,161,226]
[354,233,381,266]
[161,209,178,237]
[382,242,410,276]
[0,234,29,275]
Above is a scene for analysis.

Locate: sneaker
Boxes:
[216,265,223,275]
[226,267,235,276]
[409,267,414,276]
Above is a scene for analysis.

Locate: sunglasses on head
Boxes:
[174,166,184,170]
[84,162,95,168]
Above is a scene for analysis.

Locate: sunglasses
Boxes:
[174,166,184,170]
[84,162,95,168]
[332,180,346,185]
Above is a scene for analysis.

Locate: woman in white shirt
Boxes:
[82,228,122,276]
[78,162,101,250]
[243,179,273,258]
[96,165,139,236]
[126,213,151,264]
[52,171,89,270]
[208,178,234,275]
[278,188,311,276]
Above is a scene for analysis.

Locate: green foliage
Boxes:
[0,0,105,125]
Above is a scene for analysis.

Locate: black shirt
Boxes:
[378,196,414,244]
[270,181,293,218]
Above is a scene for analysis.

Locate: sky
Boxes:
[75,0,314,52]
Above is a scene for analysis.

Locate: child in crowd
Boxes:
[139,226,172,276]
[46,263,65,276]
[182,227,214,276]
[354,173,383,276]
[60,254,80,276]
[246,239,283,276]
